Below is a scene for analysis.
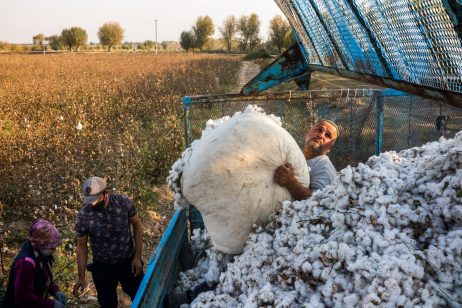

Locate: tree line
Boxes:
[31,22,124,52]
[180,14,295,53]
[3,13,295,54]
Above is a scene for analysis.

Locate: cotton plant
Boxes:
[172,130,462,307]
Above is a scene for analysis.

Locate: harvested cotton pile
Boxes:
[175,229,231,292]
[185,131,462,307]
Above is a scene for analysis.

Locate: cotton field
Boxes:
[170,112,462,307]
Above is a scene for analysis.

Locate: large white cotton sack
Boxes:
[180,108,309,254]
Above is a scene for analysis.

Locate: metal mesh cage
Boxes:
[275,0,462,94]
[183,89,462,171]
[381,95,462,152]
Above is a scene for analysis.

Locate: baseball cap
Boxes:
[82,176,107,204]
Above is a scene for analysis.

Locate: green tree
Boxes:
[161,41,168,51]
[283,30,297,50]
[192,16,215,50]
[61,27,88,51]
[220,16,237,53]
[269,15,291,53]
[180,30,195,51]
[32,33,45,50]
[144,40,154,50]
[46,35,62,51]
[238,13,261,51]
[98,22,124,51]
[0,41,8,50]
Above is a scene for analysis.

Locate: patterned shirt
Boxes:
[75,194,137,264]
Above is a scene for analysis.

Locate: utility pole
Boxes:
[155,19,158,54]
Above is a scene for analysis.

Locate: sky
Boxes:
[0,0,284,44]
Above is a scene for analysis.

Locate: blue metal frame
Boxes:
[241,43,309,94]
[132,210,187,307]
[375,95,383,156]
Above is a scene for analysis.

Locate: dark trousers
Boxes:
[87,259,144,308]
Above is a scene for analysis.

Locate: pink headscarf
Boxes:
[28,219,61,250]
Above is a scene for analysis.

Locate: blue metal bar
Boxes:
[294,73,311,90]
[241,43,309,95]
[306,0,349,69]
[132,210,187,307]
[343,0,397,79]
[308,64,462,109]
[375,95,384,156]
[292,0,325,64]
[293,28,311,65]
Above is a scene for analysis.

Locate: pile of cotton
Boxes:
[167,105,309,254]
[179,131,462,307]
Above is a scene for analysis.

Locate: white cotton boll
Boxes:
[402,276,415,298]
[331,212,345,228]
[384,278,402,297]
[334,274,349,291]
[320,267,331,282]
[362,235,372,247]
[449,205,462,224]
[305,293,324,308]
[343,293,359,307]
[274,291,297,307]
[356,229,366,239]
[426,245,444,270]
[342,166,353,183]
[301,261,312,273]
[257,283,275,304]
[398,258,424,279]
[243,291,259,308]
[436,270,454,284]
[362,293,381,306]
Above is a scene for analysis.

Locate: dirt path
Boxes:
[232,61,261,93]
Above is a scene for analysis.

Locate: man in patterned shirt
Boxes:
[72,176,144,308]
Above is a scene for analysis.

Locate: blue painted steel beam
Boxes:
[132,210,187,307]
[306,0,349,69]
[375,95,384,156]
[308,64,462,109]
[241,43,309,95]
[344,0,397,79]
[294,73,311,90]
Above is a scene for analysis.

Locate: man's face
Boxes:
[304,121,338,155]
[90,192,107,211]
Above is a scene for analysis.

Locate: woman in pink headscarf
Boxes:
[1,219,66,308]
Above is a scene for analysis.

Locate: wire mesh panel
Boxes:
[381,95,462,153]
[183,90,462,171]
[183,90,380,171]
[275,0,462,94]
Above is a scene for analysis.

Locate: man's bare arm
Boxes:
[274,163,312,201]
[129,214,143,276]
[73,235,88,297]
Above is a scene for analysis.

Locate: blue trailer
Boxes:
[132,1,462,306]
